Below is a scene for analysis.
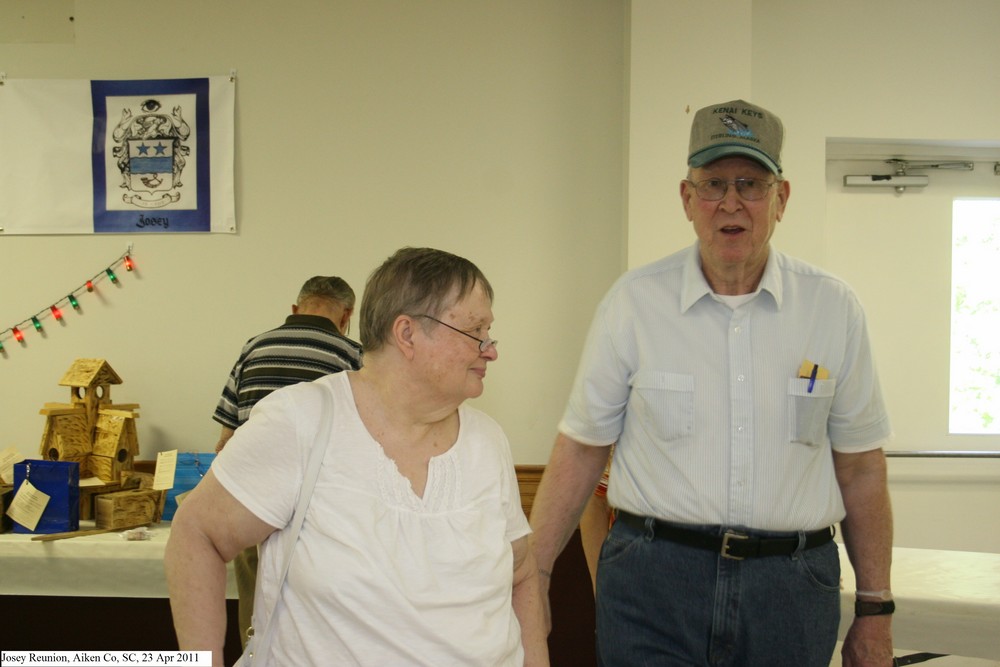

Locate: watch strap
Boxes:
[855,598,896,616]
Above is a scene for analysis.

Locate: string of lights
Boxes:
[1,245,135,355]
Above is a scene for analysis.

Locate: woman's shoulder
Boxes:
[458,403,505,437]
[457,404,515,470]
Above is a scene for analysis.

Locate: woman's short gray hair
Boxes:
[360,247,493,353]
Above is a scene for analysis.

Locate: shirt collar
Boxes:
[679,243,784,313]
[284,313,339,333]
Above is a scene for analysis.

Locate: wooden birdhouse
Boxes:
[39,358,140,483]
[60,358,122,426]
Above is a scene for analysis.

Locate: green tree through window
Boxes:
[950,199,1000,433]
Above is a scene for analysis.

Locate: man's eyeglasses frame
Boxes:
[686,178,778,201]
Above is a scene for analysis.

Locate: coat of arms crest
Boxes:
[111,98,191,208]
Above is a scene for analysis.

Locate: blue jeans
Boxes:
[596,517,841,667]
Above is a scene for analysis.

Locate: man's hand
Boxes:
[840,615,893,666]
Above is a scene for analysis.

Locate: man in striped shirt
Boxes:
[212,275,363,647]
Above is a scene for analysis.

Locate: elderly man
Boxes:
[529,99,894,667]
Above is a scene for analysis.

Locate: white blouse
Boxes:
[215,372,530,666]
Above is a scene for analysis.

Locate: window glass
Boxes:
[950,199,1000,434]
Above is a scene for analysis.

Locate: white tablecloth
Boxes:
[838,546,1000,660]
[0,521,237,599]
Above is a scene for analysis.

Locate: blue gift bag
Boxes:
[162,452,216,521]
[12,459,80,534]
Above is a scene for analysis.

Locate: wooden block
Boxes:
[79,481,123,520]
[121,470,155,490]
[94,489,161,529]
[1,485,13,533]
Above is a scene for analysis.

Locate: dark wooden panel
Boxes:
[517,465,597,666]
[548,529,598,666]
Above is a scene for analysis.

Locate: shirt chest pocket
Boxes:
[787,378,836,447]
[630,371,695,442]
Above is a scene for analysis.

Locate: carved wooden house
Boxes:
[39,358,140,484]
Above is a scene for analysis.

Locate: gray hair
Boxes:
[297,276,356,309]
[360,247,493,353]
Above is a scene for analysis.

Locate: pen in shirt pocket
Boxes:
[798,360,830,393]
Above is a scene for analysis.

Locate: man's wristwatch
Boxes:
[855,599,895,616]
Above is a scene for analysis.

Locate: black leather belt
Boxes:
[616,510,834,560]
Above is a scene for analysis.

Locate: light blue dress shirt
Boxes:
[560,243,892,531]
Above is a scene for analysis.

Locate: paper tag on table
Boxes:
[0,446,24,484]
[7,479,50,530]
[153,449,178,490]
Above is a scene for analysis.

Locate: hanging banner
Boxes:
[0,76,236,234]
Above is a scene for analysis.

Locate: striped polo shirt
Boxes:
[213,314,363,429]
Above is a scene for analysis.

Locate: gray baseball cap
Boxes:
[687,99,783,174]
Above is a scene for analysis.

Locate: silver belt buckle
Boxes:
[721,530,748,560]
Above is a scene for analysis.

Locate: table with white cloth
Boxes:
[0,521,241,661]
[0,521,237,598]
[838,546,1000,661]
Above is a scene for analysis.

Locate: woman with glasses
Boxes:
[166,247,547,666]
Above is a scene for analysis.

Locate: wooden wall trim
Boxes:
[515,465,545,519]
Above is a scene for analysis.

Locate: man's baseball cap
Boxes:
[687,99,783,174]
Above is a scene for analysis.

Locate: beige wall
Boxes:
[625,0,753,266]
[627,0,1000,552]
[0,0,626,464]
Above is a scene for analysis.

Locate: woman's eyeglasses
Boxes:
[416,314,498,352]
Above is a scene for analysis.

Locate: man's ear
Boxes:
[340,307,353,334]
[680,179,696,221]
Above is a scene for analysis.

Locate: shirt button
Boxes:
[737,374,745,382]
